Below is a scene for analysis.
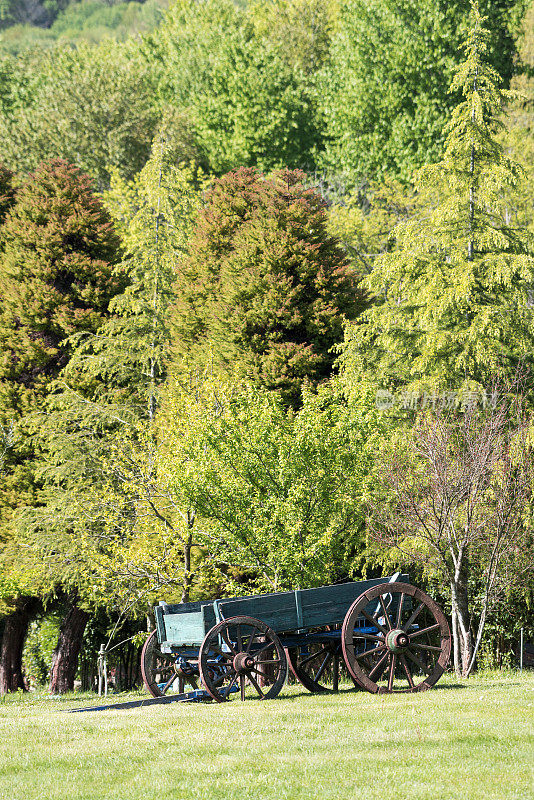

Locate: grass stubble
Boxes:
[0,671,532,800]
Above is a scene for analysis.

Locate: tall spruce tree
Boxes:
[342,1,534,396]
[0,159,121,694]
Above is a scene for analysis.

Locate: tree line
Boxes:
[0,0,533,693]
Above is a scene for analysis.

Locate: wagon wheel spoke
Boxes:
[141,631,200,699]
[387,654,396,692]
[247,671,265,698]
[161,674,177,694]
[221,629,238,655]
[368,650,389,681]
[210,645,234,662]
[342,583,451,694]
[409,623,440,639]
[354,643,386,661]
[410,642,443,652]
[250,659,281,668]
[360,609,388,636]
[400,655,415,690]
[297,646,329,668]
[379,595,393,631]
[396,592,405,628]
[402,602,425,632]
[314,651,332,683]
[222,672,239,699]
[245,630,259,654]
[353,633,383,642]
[250,640,277,659]
[199,616,287,703]
[286,640,356,694]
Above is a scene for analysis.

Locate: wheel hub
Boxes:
[233,652,255,674]
[385,629,409,653]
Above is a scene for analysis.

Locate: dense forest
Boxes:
[0,0,533,694]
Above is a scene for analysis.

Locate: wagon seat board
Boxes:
[155,575,408,651]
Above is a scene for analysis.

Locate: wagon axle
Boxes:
[385,630,410,653]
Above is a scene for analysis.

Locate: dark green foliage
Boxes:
[0,164,15,224]
[0,159,122,551]
[170,167,366,406]
[0,159,122,406]
[320,0,522,186]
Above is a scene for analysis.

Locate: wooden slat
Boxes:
[156,574,409,644]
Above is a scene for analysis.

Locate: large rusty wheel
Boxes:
[342,582,451,693]
[286,638,358,693]
[141,630,199,698]
[199,616,287,702]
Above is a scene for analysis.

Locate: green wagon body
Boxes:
[155,574,408,651]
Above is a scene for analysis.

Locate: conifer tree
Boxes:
[342,1,534,396]
[170,167,366,406]
[17,141,204,636]
[0,159,121,693]
[64,134,202,418]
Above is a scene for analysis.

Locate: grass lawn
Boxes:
[0,671,532,800]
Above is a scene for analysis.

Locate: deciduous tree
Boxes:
[367,391,534,676]
[0,159,121,692]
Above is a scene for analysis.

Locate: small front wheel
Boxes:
[199,616,287,702]
[141,630,199,698]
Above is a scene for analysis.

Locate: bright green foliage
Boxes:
[64,134,203,415]
[15,141,204,610]
[504,1,534,231]
[0,40,158,188]
[159,377,384,593]
[320,0,521,186]
[327,177,420,277]
[143,0,326,173]
[342,3,534,395]
[0,159,121,602]
[170,167,365,407]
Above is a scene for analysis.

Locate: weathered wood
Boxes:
[156,575,408,647]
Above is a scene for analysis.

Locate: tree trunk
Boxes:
[0,598,37,694]
[451,576,473,678]
[49,602,90,694]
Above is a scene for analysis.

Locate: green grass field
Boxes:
[1,671,533,800]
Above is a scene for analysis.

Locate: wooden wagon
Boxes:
[141,574,451,702]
